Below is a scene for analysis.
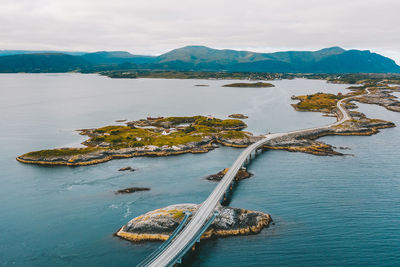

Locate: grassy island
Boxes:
[222,82,275,88]
[17,115,254,166]
[292,92,345,112]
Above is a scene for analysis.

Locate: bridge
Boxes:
[141,95,354,266]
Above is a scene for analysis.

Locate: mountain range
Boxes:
[0,46,399,73]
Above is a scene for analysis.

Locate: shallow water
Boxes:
[0,74,398,266]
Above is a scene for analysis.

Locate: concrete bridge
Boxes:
[141,95,354,266]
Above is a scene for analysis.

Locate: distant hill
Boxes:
[0,53,89,72]
[81,51,156,65]
[0,46,399,73]
[153,46,400,73]
[0,50,86,56]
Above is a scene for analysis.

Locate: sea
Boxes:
[0,74,398,266]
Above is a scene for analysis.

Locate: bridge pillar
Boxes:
[229,183,233,191]
[192,244,196,251]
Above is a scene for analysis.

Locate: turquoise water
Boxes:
[0,74,399,266]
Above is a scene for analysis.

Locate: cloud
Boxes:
[0,0,399,63]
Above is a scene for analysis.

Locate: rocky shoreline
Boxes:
[115,204,272,242]
[16,136,262,166]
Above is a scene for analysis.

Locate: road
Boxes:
[146,94,356,266]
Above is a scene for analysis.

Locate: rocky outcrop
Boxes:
[206,168,253,181]
[216,135,262,148]
[118,166,135,171]
[115,187,150,194]
[228,114,248,119]
[115,204,271,242]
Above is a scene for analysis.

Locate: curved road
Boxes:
[147,94,356,266]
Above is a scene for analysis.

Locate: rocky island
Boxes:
[228,113,248,119]
[206,168,253,181]
[16,115,259,166]
[222,82,275,88]
[115,187,150,194]
[115,204,271,242]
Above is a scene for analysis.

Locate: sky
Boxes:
[1,0,400,63]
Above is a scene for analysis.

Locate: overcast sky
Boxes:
[1,0,399,63]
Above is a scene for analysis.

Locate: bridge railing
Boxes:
[138,211,192,267]
[168,211,218,266]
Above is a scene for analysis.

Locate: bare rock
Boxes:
[118,166,135,172]
[206,168,253,181]
[115,187,150,194]
[115,203,271,242]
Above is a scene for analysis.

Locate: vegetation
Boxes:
[218,131,248,139]
[293,93,345,111]
[173,210,185,220]
[2,46,400,74]
[88,125,204,148]
[24,147,96,158]
[194,117,246,129]
[21,116,249,159]
[222,82,275,88]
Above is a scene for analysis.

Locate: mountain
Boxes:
[81,51,156,65]
[157,46,272,65]
[0,50,86,56]
[0,53,89,72]
[0,46,399,73]
[154,46,400,73]
[311,50,400,73]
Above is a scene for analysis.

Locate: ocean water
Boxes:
[0,74,398,266]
